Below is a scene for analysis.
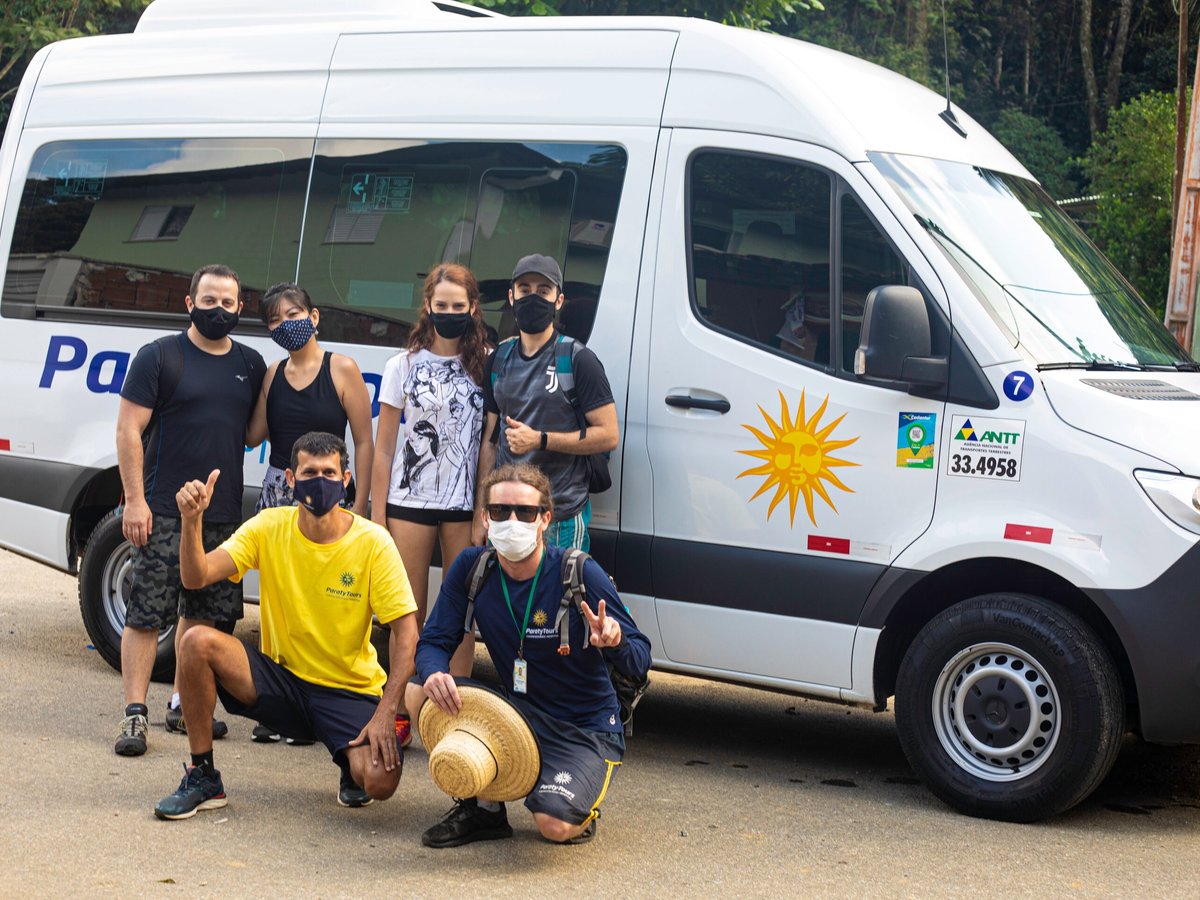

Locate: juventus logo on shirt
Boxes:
[544,366,558,393]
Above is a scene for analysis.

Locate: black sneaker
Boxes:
[564,816,598,845]
[164,704,229,740]
[114,713,148,757]
[421,799,512,848]
[251,724,281,743]
[154,764,228,820]
[337,768,374,808]
[285,736,315,746]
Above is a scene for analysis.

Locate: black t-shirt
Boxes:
[121,331,266,522]
[482,332,614,519]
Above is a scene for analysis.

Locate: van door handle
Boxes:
[665,394,731,414]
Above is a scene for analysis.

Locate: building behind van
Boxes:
[2,0,1198,822]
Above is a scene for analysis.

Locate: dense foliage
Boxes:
[1083,90,1178,316]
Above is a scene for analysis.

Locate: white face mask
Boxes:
[486,517,540,562]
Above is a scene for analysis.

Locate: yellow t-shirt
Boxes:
[220,507,416,696]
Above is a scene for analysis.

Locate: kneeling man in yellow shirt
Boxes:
[153,431,419,820]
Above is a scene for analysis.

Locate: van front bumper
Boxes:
[1088,539,1200,744]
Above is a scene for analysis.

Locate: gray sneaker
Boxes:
[165,704,229,740]
[114,713,148,756]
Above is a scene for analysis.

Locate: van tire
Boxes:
[77,509,238,683]
[894,593,1124,822]
[79,510,178,683]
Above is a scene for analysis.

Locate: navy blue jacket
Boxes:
[416,545,652,733]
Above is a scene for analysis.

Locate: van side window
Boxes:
[3,140,311,323]
[840,193,908,371]
[689,151,833,369]
[298,141,627,347]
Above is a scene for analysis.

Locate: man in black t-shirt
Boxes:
[475,254,618,553]
[113,263,266,757]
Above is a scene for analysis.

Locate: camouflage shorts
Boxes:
[125,515,243,629]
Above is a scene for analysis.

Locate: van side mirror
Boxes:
[854,285,947,389]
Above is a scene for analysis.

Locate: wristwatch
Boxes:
[540,431,549,451]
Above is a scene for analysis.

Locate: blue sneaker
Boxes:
[154,764,227,820]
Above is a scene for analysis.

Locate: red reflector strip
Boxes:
[808,535,850,554]
[1004,523,1053,544]
[0,439,10,451]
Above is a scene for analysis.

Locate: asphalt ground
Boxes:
[3,547,1200,898]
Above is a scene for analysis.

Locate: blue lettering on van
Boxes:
[86,350,129,394]
[39,335,384,417]
[362,372,382,418]
[39,336,89,388]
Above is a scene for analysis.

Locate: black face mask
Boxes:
[189,305,239,341]
[512,294,557,334]
[293,475,346,517]
[430,312,471,340]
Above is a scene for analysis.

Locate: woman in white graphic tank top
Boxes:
[372,264,491,701]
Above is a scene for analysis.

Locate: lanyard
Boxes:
[499,554,543,660]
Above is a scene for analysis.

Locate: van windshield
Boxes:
[869,152,1191,369]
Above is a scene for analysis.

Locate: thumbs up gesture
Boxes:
[176,469,220,520]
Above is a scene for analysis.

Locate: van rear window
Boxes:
[3,139,311,324]
[298,140,627,347]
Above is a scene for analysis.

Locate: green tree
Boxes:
[1082,89,1177,317]
[990,109,1079,199]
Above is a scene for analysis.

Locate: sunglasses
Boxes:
[485,503,546,523]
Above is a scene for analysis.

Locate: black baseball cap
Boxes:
[511,254,563,289]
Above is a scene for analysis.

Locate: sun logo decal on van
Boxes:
[737,390,859,526]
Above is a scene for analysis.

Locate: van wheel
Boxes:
[79,510,178,683]
[894,593,1124,822]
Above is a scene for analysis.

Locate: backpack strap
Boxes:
[489,337,519,391]
[554,335,588,436]
[461,547,498,635]
[553,548,592,655]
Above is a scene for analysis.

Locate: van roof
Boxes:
[25,2,1028,179]
[134,0,499,32]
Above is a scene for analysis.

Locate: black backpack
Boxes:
[462,547,648,735]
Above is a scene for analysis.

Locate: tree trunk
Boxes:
[1079,0,1101,140]
[1023,0,1033,104]
[1102,0,1134,117]
[908,0,930,83]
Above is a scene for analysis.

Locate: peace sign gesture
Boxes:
[581,599,622,648]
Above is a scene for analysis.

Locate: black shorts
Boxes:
[217,641,389,764]
[386,503,474,525]
[126,516,242,629]
[510,697,625,827]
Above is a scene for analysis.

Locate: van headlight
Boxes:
[1134,470,1200,535]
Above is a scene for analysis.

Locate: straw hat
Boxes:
[418,682,541,802]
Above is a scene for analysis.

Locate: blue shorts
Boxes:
[217,641,389,765]
[511,696,624,826]
[545,498,592,553]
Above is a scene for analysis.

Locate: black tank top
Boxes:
[266,351,348,469]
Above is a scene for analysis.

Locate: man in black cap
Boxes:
[474,254,618,553]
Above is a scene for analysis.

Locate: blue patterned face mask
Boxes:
[270,317,315,352]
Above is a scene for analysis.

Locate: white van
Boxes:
[2,0,1197,821]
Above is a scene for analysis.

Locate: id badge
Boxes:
[513,658,528,694]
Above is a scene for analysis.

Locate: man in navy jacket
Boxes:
[414,463,650,847]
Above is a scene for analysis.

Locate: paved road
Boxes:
[2,548,1200,898]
